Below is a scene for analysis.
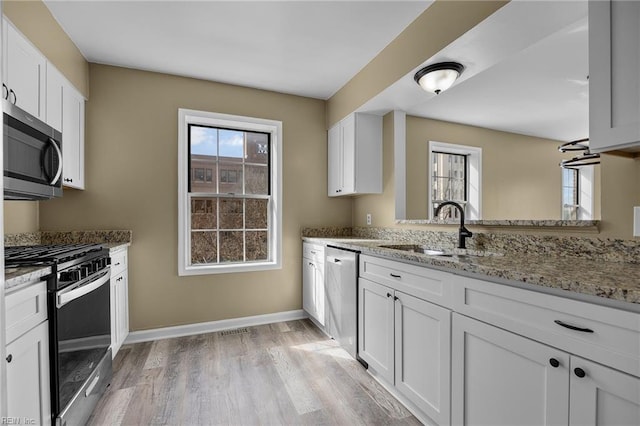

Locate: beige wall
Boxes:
[352,112,396,228]
[405,117,571,220]
[599,154,640,238]
[3,0,90,234]
[326,1,508,127]
[39,64,351,331]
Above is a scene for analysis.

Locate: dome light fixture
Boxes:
[414,62,465,95]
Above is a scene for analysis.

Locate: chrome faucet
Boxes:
[435,201,473,249]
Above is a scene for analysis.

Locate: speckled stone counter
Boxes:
[5,265,51,293]
[303,236,640,308]
[4,230,132,247]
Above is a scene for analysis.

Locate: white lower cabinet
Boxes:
[302,243,325,327]
[110,246,130,357]
[358,257,451,426]
[451,314,569,426]
[569,356,640,426]
[5,282,51,425]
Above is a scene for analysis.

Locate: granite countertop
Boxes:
[5,265,52,293]
[303,237,640,307]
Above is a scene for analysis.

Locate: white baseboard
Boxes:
[124,309,308,344]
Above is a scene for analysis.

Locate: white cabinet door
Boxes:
[110,273,120,357]
[6,321,51,426]
[45,63,64,132]
[395,291,451,426]
[589,0,640,152]
[358,277,394,384]
[3,20,46,119]
[569,356,640,426]
[451,314,569,426]
[62,85,85,189]
[340,114,356,194]
[327,124,342,196]
[302,258,324,326]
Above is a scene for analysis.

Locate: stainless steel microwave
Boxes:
[3,100,63,200]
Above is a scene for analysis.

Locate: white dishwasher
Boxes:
[325,245,359,359]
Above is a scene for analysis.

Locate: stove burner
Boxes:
[5,243,104,267]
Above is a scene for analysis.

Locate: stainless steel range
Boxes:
[5,244,112,426]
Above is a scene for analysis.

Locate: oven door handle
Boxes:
[57,268,111,308]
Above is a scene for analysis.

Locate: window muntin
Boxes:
[178,109,282,275]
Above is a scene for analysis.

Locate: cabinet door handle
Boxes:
[334,259,341,263]
[6,354,12,363]
[394,295,399,302]
[308,262,313,266]
[554,320,593,333]
[2,83,7,100]
[386,292,392,298]
[574,367,586,378]
[390,273,401,279]
[549,358,560,368]
[9,89,16,105]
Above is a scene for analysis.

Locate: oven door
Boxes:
[50,268,111,421]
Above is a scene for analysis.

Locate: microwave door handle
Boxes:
[47,138,63,185]
[57,268,111,308]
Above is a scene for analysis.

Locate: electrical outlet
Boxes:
[366,213,372,225]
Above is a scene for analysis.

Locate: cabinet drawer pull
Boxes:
[574,367,586,378]
[390,273,401,279]
[6,354,12,363]
[549,358,560,368]
[554,320,593,333]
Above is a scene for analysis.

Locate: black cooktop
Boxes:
[5,243,104,267]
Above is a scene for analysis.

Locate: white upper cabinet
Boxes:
[327,112,382,196]
[46,63,64,132]
[62,84,85,189]
[3,18,46,119]
[589,0,640,152]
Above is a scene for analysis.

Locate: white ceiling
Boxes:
[359,0,589,142]
[43,0,590,142]
[43,0,433,100]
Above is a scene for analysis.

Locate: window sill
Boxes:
[179,260,281,276]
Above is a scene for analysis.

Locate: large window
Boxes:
[428,141,482,220]
[178,109,282,275]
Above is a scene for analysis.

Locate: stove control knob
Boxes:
[60,269,81,282]
[80,264,91,278]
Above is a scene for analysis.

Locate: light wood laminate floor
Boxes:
[88,319,420,425]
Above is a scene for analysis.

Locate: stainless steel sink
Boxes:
[378,244,501,258]
[378,244,452,256]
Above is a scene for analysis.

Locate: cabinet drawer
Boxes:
[5,281,48,344]
[453,275,640,377]
[360,255,452,308]
[303,243,325,262]
[110,249,127,276]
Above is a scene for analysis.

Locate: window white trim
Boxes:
[577,166,595,220]
[428,141,482,220]
[178,108,282,276]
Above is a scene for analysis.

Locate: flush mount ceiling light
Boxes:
[414,62,465,94]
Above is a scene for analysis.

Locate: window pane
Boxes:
[219,163,243,194]
[190,126,218,156]
[246,132,269,164]
[246,199,268,229]
[219,198,243,229]
[191,157,217,192]
[219,231,244,262]
[245,165,268,195]
[246,231,268,261]
[219,129,244,160]
[191,198,217,229]
[191,231,217,264]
